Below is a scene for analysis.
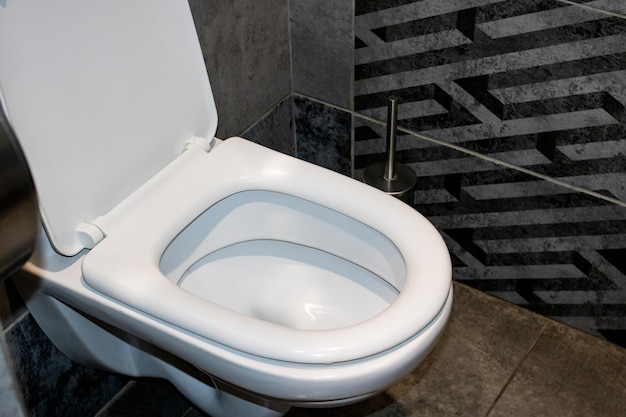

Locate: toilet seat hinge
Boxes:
[76,218,107,249]
[182,136,215,153]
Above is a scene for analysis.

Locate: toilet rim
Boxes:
[81,137,452,364]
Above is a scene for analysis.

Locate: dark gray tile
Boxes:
[99,379,192,417]
[294,96,352,176]
[286,283,547,417]
[189,0,291,138]
[0,276,25,329]
[290,0,353,109]
[4,314,127,417]
[242,96,295,156]
[488,321,626,417]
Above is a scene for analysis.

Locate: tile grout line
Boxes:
[557,0,626,19]
[92,380,136,417]
[482,322,549,417]
[293,92,626,210]
[1,310,30,335]
[286,0,298,158]
[180,406,194,417]
[238,93,292,139]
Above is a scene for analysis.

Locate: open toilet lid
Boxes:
[0,0,218,256]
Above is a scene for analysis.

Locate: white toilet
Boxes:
[0,1,452,416]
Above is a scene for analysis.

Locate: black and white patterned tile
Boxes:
[355,0,626,203]
[355,115,626,347]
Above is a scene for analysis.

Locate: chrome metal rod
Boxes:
[384,97,399,181]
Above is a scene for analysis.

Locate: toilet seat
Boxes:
[82,137,452,364]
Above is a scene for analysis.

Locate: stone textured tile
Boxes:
[286,283,547,417]
[290,0,353,109]
[294,96,352,176]
[189,0,291,138]
[488,320,626,417]
[565,0,626,16]
[98,379,192,417]
[242,96,295,156]
[4,314,127,417]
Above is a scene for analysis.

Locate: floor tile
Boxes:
[97,379,192,417]
[5,315,127,417]
[488,320,626,417]
[286,283,547,417]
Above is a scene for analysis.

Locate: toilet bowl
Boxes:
[0,1,452,416]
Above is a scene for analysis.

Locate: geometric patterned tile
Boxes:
[355,0,626,347]
[290,0,353,108]
[355,0,626,202]
[355,115,626,347]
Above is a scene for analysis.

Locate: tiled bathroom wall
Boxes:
[189,0,291,138]
[292,0,626,347]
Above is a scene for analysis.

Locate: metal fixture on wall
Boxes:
[362,97,417,203]
[0,99,37,417]
[0,101,39,280]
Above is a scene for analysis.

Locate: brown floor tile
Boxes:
[287,283,547,417]
[488,321,626,417]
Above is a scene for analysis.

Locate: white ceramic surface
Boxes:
[0,0,217,255]
[82,138,452,364]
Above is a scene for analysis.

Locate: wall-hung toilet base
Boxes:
[17,228,453,417]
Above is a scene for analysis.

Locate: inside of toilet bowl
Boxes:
[159,190,407,330]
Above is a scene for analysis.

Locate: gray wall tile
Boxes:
[290,0,353,109]
[190,0,291,138]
